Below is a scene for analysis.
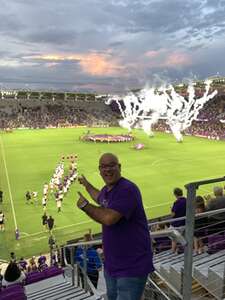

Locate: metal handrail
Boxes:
[62,228,186,299]
[183,175,225,300]
[62,175,225,300]
[63,228,186,249]
[149,206,225,227]
[63,244,104,299]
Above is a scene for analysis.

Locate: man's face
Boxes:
[99,154,121,188]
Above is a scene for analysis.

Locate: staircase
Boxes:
[25,273,97,300]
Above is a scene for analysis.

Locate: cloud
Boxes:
[145,49,192,68]
[28,52,124,76]
[164,52,192,67]
[0,0,225,92]
[79,53,123,76]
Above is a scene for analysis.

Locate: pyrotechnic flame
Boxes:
[105,79,218,141]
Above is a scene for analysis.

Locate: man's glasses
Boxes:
[99,163,119,170]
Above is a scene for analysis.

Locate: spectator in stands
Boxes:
[28,256,38,273]
[206,186,225,234]
[48,234,56,249]
[171,188,186,253]
[152,222,170,254]
[194,196,208,254]
[2,261,26,287]
[0,211,5,231]
[18,257,28,272]
[38,254,48,271]
[77,153,154,300]
[51,245,60,267]
[10,252,16,262]
[75,233,102,289]
[0,268,3,289]
[204,186,224,203]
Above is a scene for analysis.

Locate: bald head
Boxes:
[99,153,119,165]
[213,186,223,197]
[99,153,121,188]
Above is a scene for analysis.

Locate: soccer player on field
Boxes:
[42,195,47,211]
[42,212,48,231]
[0,211,5,231]
[43,182,49,196]
[25,191,32,204]
[32,191,38,205]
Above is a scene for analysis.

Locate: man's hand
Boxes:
[78,175,89,188]
[77,175,100,203]
[77,191,89,209]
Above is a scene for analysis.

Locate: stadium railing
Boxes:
[150,176,225,299]
[60,176,225,299]
[183,176,225,300]
[62,229,186,299]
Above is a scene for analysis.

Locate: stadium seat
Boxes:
[0,284,26,300]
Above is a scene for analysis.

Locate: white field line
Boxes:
[20,219,92,239]
[148,201,172,209]
[0,136,17,229]
[150,159,164,166]
[20,232,29,236]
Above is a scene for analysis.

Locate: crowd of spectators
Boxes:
[0,94,224,139]
[197,96,225,121]
[151,184,225,255]
[153,96,225,139]
[153,119,225,140]
[0,253,50,288]
[0,99,118,129]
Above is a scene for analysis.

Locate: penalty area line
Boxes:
[20,220,92,239]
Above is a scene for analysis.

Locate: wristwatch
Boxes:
[78,199,89,210]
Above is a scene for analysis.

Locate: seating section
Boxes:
[25,266,64,285]
[0,284,27,300]
[153,235,225,300]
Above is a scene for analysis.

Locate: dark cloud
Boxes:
[24,29,77,46]
[108,41,124,47]
[0,0,224,92]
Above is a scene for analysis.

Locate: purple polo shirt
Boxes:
[97,177,154,277]
[171,197,186,227]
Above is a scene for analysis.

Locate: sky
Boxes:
[0,0,225,93]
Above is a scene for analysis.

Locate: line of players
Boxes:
[42,155,78,212]
[25,155,78,212]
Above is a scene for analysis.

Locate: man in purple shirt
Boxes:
[77,153,154,300]
[171,187,186,253]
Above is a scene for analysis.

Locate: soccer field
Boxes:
[0,127,224,260]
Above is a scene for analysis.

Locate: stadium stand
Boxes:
[0,82,224,139]
[0,83,225,299]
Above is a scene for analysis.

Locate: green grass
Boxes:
[0,127,224,260]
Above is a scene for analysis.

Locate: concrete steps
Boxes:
[153,248,225,299]
[25,274,94,300]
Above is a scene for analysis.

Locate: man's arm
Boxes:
[77,192,122,226]
[78,175,100,203]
